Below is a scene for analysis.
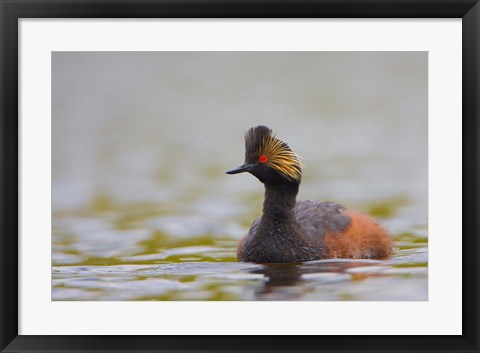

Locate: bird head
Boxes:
[226,125,302,184]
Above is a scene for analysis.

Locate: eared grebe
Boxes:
[226,125,393,263]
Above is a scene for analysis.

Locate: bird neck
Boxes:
[261,182,299,221]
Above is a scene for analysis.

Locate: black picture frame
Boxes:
[1,1,478,352]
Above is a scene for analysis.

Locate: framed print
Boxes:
[1,0,478,352]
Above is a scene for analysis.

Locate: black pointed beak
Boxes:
[226,163,256,175]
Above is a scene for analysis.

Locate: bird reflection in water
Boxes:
[249,260,381,300]
[249,263,304,300]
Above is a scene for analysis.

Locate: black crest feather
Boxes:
[245,126,273,156]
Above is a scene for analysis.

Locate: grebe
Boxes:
[226,125,393,263]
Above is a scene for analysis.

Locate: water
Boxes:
[52,52,428,301]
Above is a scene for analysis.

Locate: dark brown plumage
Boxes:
[227,126,393,263]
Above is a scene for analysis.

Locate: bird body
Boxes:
[227,126,393,263]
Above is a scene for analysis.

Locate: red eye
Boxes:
[259,155,268,163]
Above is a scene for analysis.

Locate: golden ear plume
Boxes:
[258,131,303,182]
